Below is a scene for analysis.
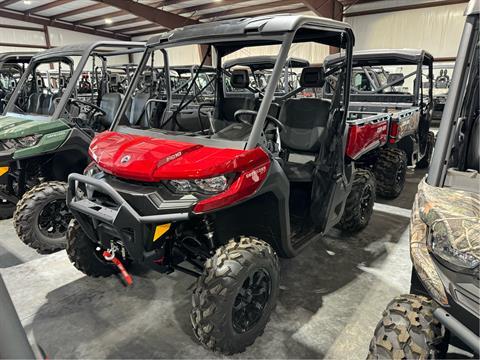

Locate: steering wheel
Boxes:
[69,98,106,117]
[234,109,284,132]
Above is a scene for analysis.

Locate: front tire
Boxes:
[337,169,376,232]
[375,148,407,199]
[191,237,279,354]
[14,181,72,253]
[66,219,118,277]
[368,294,447,359]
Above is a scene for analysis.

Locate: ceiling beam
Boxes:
[0,0,21,8]
[200,0,305,20]
[344,0,468,17]
[0,8,131,40]
[301,0,343,18]
[27,0,71,14]
[0,23,43,31]
[51,3,108,19]
[97,0,199,29]
[123,23,167,33]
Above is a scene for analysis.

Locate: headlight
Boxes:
[83,162,101,177]
[167,175,228,195]
[430,233,480,270]
[16,134,42,148]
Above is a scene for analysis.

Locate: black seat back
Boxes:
[220,69,255,123]
[466,115,479,171]
[279,67,330,153]
[129,92,150,127]
[100,93,123,126]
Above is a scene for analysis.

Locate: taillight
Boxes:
[389,121,399,144]
[193,161,270,214]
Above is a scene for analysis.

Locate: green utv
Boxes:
[0,41,144,253]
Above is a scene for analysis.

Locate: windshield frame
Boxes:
[111,24,354,150]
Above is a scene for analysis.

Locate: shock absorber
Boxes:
[203,215,216,251]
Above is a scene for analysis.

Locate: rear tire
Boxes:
[368,294,447,359]
[416,131,435,169]
[14,181,72,254]
[375,148,407,199]
[66,219,117,277]
[191,237,279,354]
[337,169,376,232]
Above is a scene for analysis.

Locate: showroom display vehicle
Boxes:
[223,55,310,95]
[64,14,382,354]
[324,49,435,198]
[0,41,144,253]
[368,1,479,357]
[0,52,35,113]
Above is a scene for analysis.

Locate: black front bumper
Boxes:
[67,173,191,270]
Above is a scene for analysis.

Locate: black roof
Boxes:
[324,49,434,67]
[0,52,35,65]
[147,14,353,51]
[32,41,145,62]
[223,56,310,70]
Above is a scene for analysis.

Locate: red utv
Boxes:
[325,50,435,198]
[65,15,375,354]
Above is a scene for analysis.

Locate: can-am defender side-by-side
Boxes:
[65,15,376,354]
[0,52,34,113]
[368,1,479,358]
[0,41,144,252]
[324,50,435,198]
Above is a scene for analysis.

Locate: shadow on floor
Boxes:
[26,206,409,359]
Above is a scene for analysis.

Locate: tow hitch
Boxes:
[99,247,133,286]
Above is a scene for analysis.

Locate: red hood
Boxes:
[89,131,269,182]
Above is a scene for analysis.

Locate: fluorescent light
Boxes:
[23,0,32,4]
[104,18,113,24]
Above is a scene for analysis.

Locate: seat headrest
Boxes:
[387,73,405,86]
[230,69,249,89]
[300,67,325,88]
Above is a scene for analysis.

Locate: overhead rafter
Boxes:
[0,0,21,8]
[97,0,199,29]
[51,3,108,20]
[27,0,71,14]
[122,23,167,33]
[0,8,131,40]
[301,0,343,19]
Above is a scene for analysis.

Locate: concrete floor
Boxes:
[0,168,426,359]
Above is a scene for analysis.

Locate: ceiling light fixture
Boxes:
[23,0,32,5]
[104,18,113,24]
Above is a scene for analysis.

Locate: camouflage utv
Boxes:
[368,1,479,358]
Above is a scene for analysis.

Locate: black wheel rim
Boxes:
[38,199,72,238]
[232,268,271,333]
[360,185,373,222]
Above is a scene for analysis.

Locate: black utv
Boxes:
[368,1,479,358]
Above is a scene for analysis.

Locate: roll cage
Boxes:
[110,14,354,151]
[4,41,145,120]
[324,49,434,106]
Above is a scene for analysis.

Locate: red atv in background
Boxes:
[325,50,435,198]
[65,15,376,354]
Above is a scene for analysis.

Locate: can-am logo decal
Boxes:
[120,155,131,164]
[246,166,267,182]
